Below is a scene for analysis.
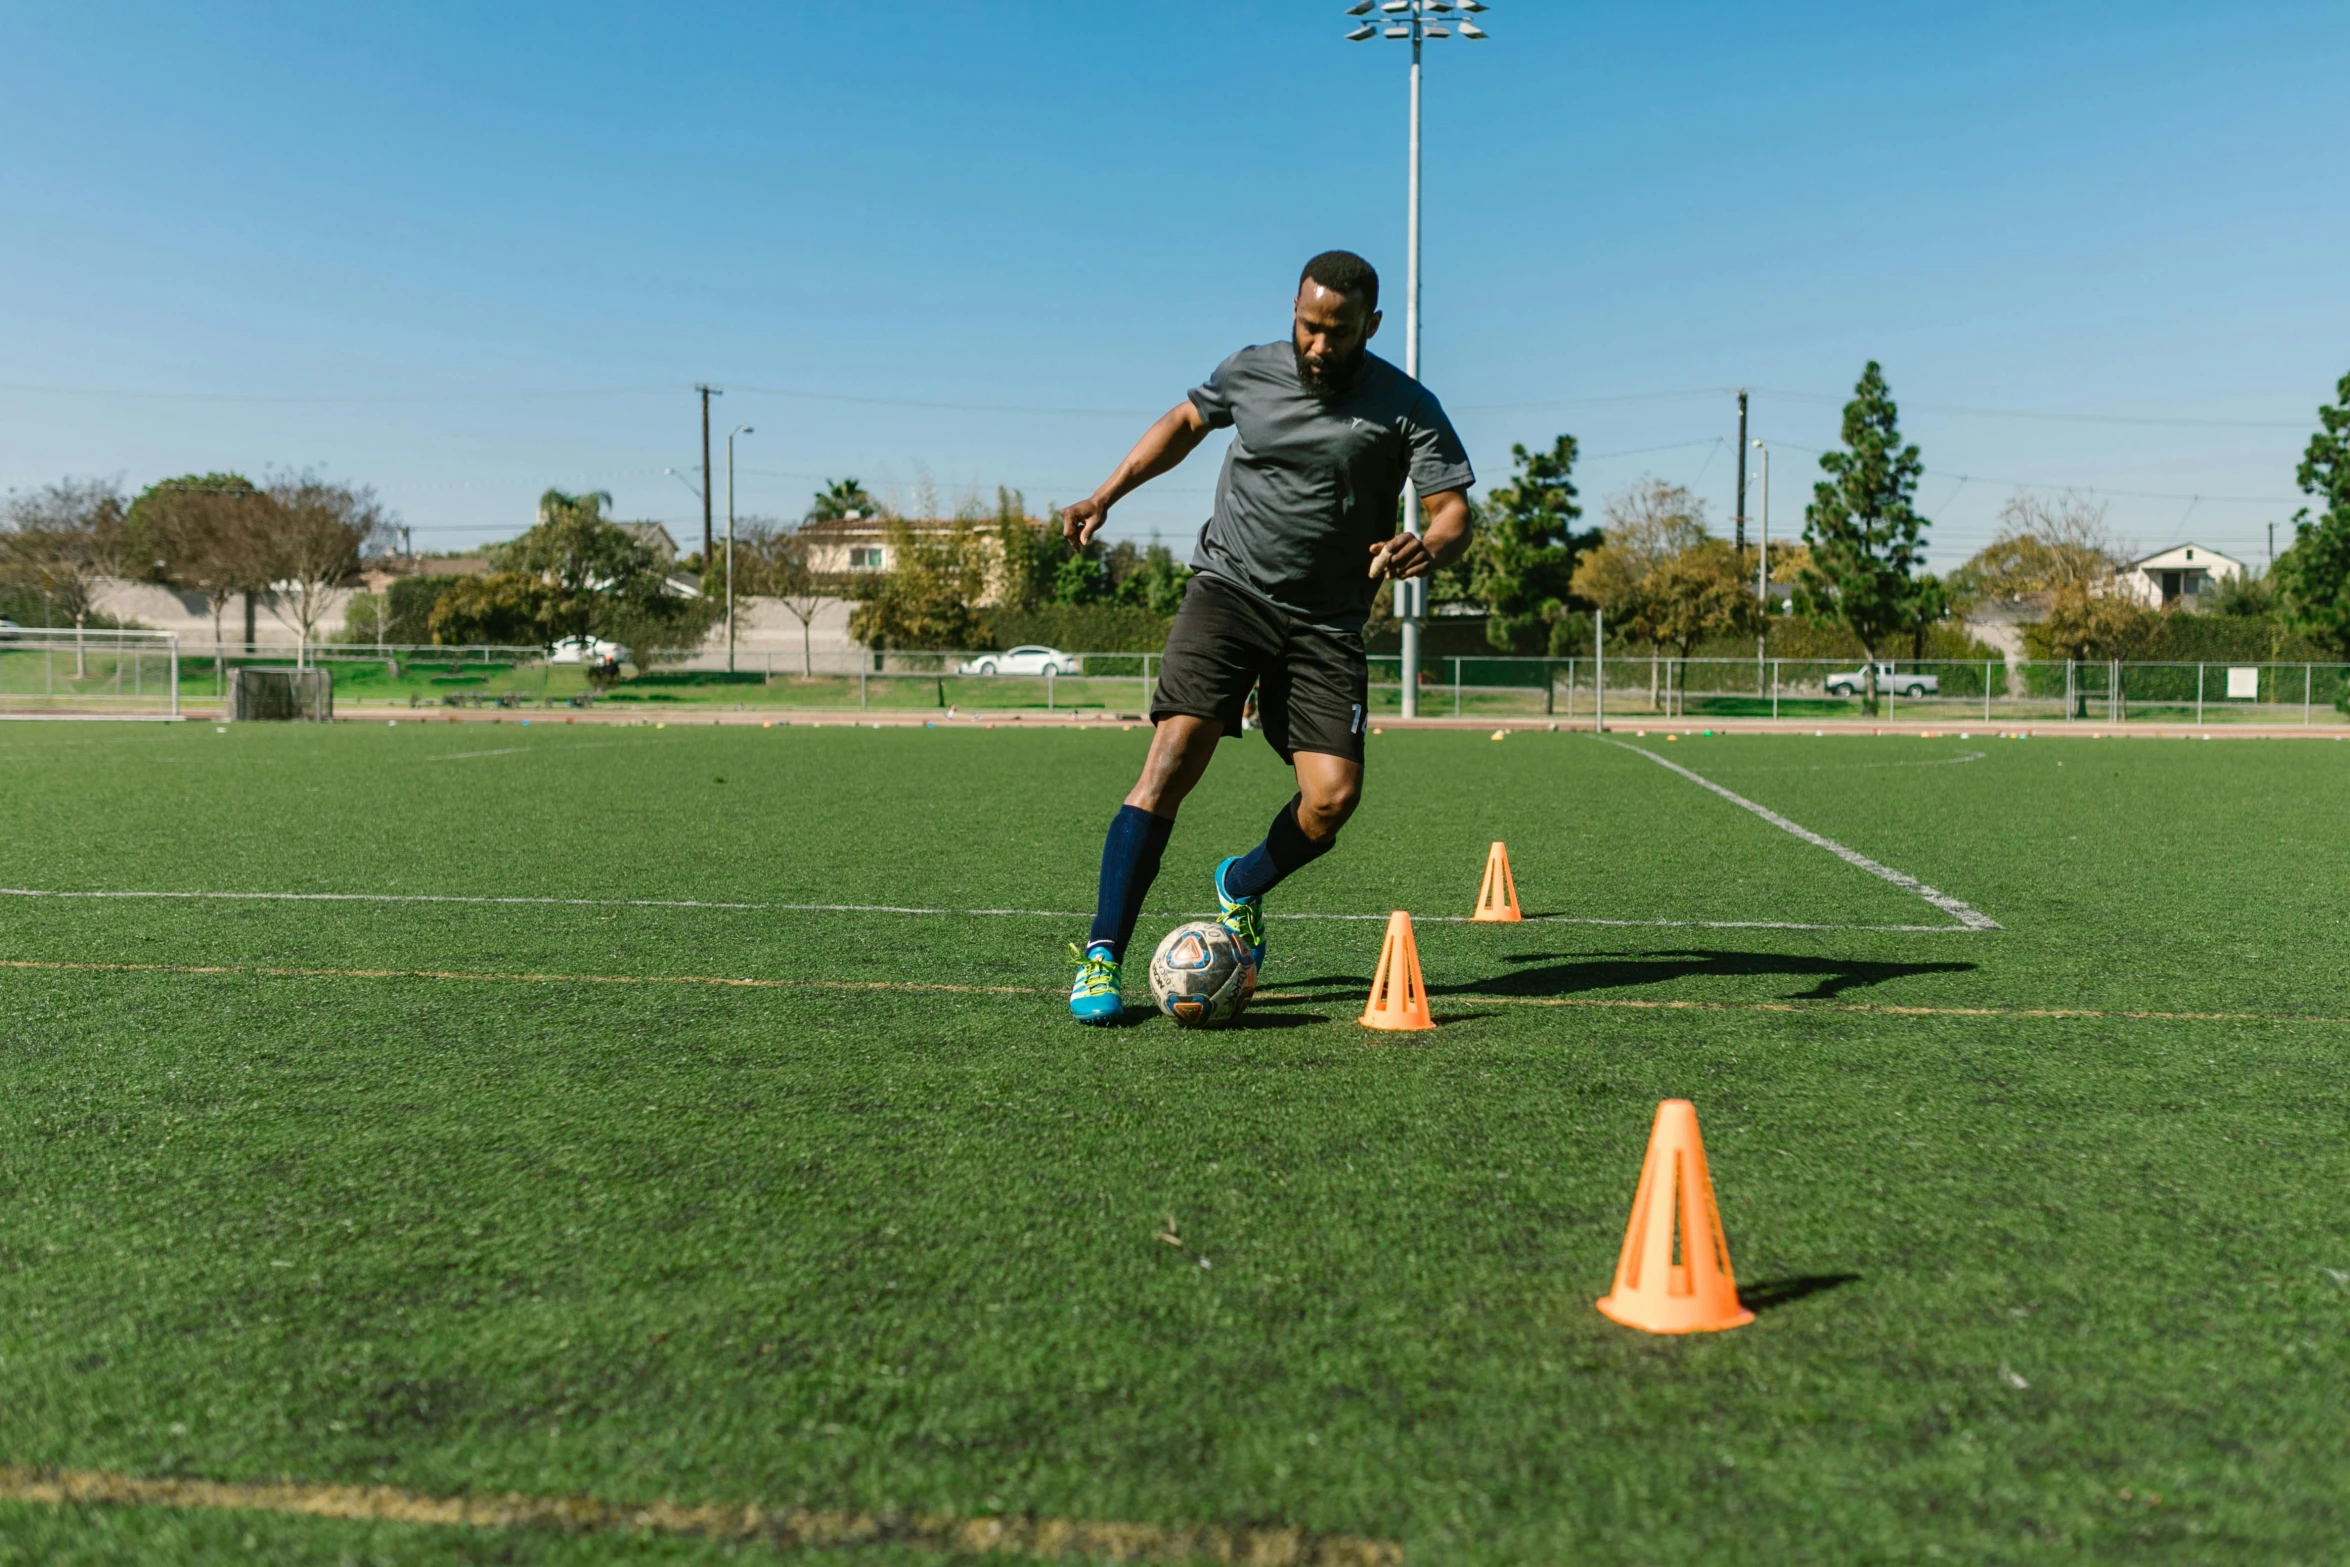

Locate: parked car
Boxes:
[956,645,1081,677]
[549,636,630,666]
[0,618,18,638]
[1824,662,1938,698]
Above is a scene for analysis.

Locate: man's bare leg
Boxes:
[1125,714,1222,815]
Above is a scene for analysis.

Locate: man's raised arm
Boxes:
[1060,401,1211,547]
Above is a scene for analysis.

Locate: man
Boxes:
[1061,250,1475,1023]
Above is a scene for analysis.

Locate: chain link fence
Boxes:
[17,639,2348,724]
[0,628,180,718]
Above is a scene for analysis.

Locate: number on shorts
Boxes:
[1351,703,1364,734]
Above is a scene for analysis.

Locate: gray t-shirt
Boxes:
[1186,343,1474,632]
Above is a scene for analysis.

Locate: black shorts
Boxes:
[1151,572,1369,764]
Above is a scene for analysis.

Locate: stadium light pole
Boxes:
[726,425,753,674]
[1347,0,1489,718]
[1751,439,1770,604]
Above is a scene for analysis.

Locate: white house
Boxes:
[2113,544,2244,610]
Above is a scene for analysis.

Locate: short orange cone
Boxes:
[1595,1099,1754,1334]
[1471,841,1523,922]
[1358,910,1435,1031]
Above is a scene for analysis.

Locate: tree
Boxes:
[1107,541,1191,615]
[428,572,556,646]
[2272,372,2350,657]
[1571,478,1711,622]
[1621,540,1758,713]
[1469,435,1599,654]
[1795,362,1933,713]
[1952,492,2120,605]
[848,519,987,650]
[734,520,829,676]
[1,477,131,630]
[2022,586,2159,662]
[807,478,881,524]
[262,473,388,665]
[450,488,719,659]
[127,474,275,649]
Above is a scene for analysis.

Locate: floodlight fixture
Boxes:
[1347,23,1376,39]
[1346,1,1374,11]
[1384,24,1409,36]
[1459,21,1486,36]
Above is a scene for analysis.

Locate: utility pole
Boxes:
[1346,0,1491,719]
[1733,388,1749,557]
[2269,521,2276,572]
[695,384,721,567]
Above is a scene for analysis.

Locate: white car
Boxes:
[1824,662,1937,698]
[957,645,1080,677]
[549,635,629,666]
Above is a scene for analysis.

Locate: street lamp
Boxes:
[1347,0,1490,718]
[1750,439,1770,604]
[726,425,753,673]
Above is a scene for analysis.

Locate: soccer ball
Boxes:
[1148,920,1258,1028]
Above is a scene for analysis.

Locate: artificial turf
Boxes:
[2,720,2346,1564]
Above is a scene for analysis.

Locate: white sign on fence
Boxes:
[2226,667,2259,700]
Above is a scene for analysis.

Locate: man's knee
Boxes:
[1296,773,1361,841]
[1127,716,1221,813]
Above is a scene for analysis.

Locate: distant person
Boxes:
[1059,250,1475,1023]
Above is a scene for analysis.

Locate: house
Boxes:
[2113,544,2244,610]
[622,522,678,565]
[796,513,1050,603]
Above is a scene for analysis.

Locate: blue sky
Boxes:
[2,2,2345,572]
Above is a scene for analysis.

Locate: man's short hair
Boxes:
[1299,250,1379,315]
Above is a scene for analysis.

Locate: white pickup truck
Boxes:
[1824,663,1938,698]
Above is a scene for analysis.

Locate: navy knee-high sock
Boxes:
[1088,804,1176,961]
[1222,794,1332,901]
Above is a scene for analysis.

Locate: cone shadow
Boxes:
[1737,1272,1861,1314]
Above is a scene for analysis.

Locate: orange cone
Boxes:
[1471,841,1523,922]
[1358,911,1435,1031]
[1595,1099,1755,1334]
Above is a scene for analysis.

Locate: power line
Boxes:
[1747,385,2312,431]
[0,374,2320,431]
[1759,439,2301,506]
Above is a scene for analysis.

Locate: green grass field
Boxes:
[3,721,2347,1564]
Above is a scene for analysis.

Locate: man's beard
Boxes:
[1294,338,1367,395]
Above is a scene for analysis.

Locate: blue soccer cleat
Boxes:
[1068,940,1125,1025]
[1213,855,1267,972]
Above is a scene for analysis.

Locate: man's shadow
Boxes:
[1257,950,1973,1005]
[1450,949,1977,1002]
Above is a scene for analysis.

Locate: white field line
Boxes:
[0,885,1973,933]
[421,740,646,762]
[1603,738,2001,932]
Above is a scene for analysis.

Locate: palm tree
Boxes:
[807,479,878,524]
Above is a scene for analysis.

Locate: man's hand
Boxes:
[1369,532,1438,581]
[1368,487,1473,580]
[1062,496,1111,547]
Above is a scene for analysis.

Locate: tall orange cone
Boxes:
[1358,911,1435,1031]
[1471,841,1523,922]
[1595,1099,1754,1334]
